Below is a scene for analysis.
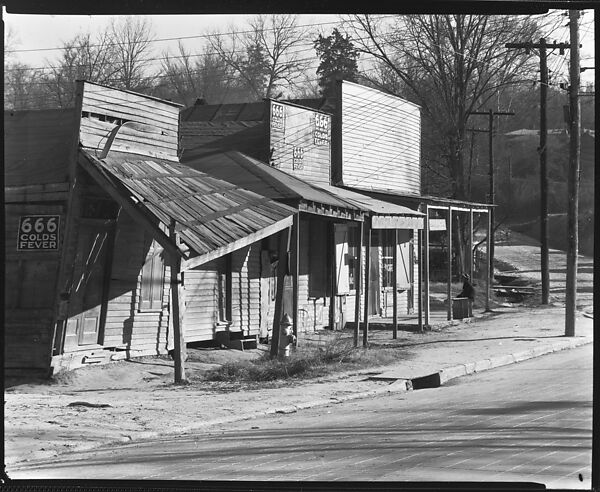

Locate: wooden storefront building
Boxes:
[5,81,296,377]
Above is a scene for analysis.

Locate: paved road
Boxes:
[11,345,593,488]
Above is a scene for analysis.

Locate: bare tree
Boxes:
[44,31,120,107]
[109,16,155,91]
[207,14,311,100]
[344,14,540,200]
[156,41,247,106]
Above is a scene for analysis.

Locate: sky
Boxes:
[3,9,595,86]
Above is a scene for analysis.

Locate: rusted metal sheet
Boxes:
[179,121,264,159]
[181,150,362,219]
[81,149,296,268]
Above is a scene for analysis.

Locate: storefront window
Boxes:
[380,230,395,288]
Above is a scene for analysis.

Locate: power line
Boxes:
[5,15,396,55]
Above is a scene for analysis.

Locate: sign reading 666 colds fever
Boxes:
[17,215,60,251]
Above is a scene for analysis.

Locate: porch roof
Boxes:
[180,149,363,221]
[79,149,296,269]
[313,184,425,230]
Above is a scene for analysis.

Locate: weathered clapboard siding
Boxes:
[269,101,332,186]
[183,262,219,341]
[337,81,421,195]
[229,246,258,335]
[100,212,170,354]
[298,217,332,331]
[79,82,180,161]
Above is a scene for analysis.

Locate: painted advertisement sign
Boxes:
[17,215,60,251]
[269,100,331,186]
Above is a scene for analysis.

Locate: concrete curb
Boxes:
[438,336,592,386]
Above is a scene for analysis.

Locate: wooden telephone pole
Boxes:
[468,110,514,275]
[505,38,570,305]
[565,10,581,336]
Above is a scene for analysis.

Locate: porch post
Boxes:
[417,228,423,332]
[169,220,186,383]
[424,206,430,328]
[363,217,372,347]
[292,212,300,345]
[270,226,290,358]
[447,206,453,321]
[354,220,364,348]
[392,228,398,339]
[468,208,474,280]
[486,209,492,311]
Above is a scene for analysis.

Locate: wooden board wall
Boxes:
[269,101,332,186]
[183,262,219,341]
[79,82,180,161]
[337,81,421,195]
[102,212,170,355]
[4,109,77,187]
[5,203,64,375]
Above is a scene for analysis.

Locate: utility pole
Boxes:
[506,39,570,305]
[467,110,514,277]
[565,10,581,337]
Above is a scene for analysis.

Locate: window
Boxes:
[217,255,232,323]
[139,239,165,311]
[380,230,395,289]
[334,224,360,295]
[347,226,359,292]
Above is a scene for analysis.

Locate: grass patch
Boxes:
[203,333,402,383]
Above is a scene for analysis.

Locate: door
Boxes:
[63,220,112,350]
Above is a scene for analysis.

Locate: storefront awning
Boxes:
[79,149,296,269]
[312,184,425,229]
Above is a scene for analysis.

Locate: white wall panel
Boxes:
[339,81,421,195]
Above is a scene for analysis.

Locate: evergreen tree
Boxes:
[314,28,359,99]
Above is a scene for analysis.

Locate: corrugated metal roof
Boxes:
[179,121,264,158]
[81,149,295,262]
[181,102,265,122]
[181,149,361,212]
[314,184,423,217]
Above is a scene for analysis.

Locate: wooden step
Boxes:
[214,330,258,351]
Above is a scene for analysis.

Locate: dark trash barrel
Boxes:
[452,297,472,319]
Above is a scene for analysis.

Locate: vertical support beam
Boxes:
[417,228,423,332]
[354,220,364,347]
[468,208,474,281]
[225,253,232,323]
[169,221,186,383]
[485,210,492,311]
[565,10,580,337]
[292,212,300,345]
[424,206,430,328]
[447,207,453,321]
[328,221,336,330]
[392,229,398,339]
[488,109,495,279]
[363,217,372,347]
[540,37,550,305]
[270,227,290,358]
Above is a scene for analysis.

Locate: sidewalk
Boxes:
[5,303,593,471]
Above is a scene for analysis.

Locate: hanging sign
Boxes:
[17,215,60,251]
